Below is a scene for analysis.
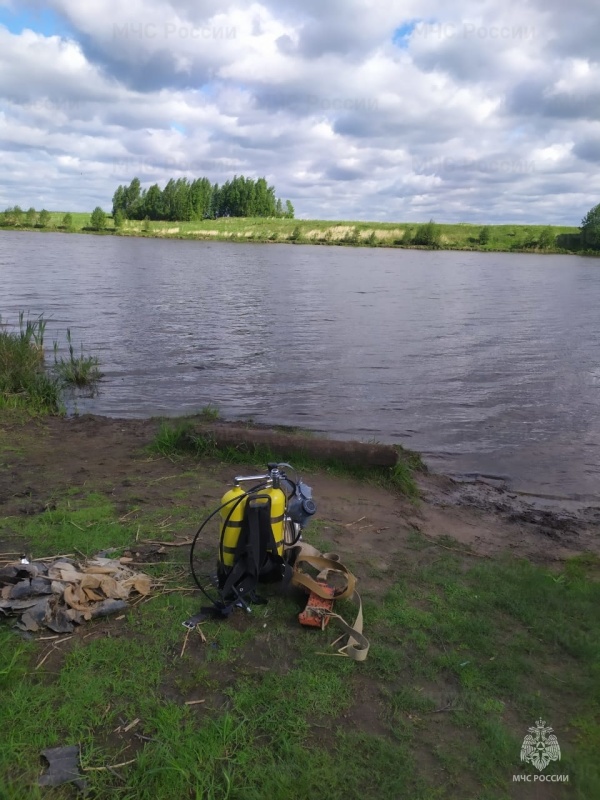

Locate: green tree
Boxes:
[285,199,295,219]
[538,227,555,249]
[26,207,37,226]
[38,209,51,228]
[479,226,491,245]
[144,184,164,220]
[125,177,142,218]
[413,219,441,248]
[10,205,24,226]
[112,185,126,217]
[581,203,600,250]
[62,212,74,231]
[113,209,125,229]
[90,207,107,231]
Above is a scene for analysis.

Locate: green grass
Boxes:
[1,211,592,254]
[0,314,102,413]
[1,485,599,798]
[150,419,420,497]
[0,314,61,413]
[9,493,135,556]
[199,403,220,422]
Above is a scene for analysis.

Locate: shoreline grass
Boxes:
[0,314,61,413]
[150,418,422,498]
[1,213,596,256]
[0,315,102,414]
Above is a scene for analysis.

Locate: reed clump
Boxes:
[53,328,102,387]
[0,314,60,412]
[0,314,102,413]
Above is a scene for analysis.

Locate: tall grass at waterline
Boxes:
[0,315,59,413]
[0,315,102,413]
[53,328,102,387]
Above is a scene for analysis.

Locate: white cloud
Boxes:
[0,0,599,222]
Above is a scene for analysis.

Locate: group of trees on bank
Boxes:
[1,207,76,230]
[1,206,53,228]
[111,176,294,223]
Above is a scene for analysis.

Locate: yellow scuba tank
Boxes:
[219,485,247,568]
[218,484,286,569]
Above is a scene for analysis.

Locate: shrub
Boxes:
[538,227,555,249]
[413,219,441,248]
[38,209,51,228]
[90,207,107,231]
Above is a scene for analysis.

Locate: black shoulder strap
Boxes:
[220,495,272,602]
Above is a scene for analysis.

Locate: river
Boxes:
[1,230,599,503]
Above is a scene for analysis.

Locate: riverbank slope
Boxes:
[1,411,599,797]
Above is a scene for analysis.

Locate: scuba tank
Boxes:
[216,465,287,592]
[218,485,247,569]
[190,462,316,613]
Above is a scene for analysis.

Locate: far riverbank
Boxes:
[1,214,594,256]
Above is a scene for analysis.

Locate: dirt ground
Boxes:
[1,414,598,568]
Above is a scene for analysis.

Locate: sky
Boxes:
[0,0,598,223]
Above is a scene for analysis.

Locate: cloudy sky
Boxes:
[0,0,598,223]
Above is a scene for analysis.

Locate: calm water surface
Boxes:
[1,230,599,502]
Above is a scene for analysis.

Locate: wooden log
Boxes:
[193,425,398,468]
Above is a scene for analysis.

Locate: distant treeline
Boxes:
[111,176,294,222]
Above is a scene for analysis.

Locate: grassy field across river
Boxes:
[0,212,587,253]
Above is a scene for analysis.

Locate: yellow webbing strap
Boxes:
[288,542,370,662]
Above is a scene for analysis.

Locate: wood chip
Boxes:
[344,516,366,527]
[141,540,193,547]
[83,759,136,772]
[184,699,206,706]
[180,627,191,658]
[123,718,140,733]
[35,651,53,670]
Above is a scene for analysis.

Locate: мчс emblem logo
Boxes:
[520,719,561,772]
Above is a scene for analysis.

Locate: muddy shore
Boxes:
[2,414,598,564]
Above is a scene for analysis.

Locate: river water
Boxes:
[1,230,599,502]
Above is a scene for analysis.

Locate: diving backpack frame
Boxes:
[189,462,317,614]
